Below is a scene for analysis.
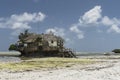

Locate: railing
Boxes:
[62,48,76,58]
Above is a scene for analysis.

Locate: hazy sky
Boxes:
[0,0,120,52]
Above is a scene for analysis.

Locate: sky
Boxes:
[0,0,120,52]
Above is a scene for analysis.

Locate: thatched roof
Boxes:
[20,32,64,43]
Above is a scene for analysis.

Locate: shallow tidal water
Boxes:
[0,52,119,62]
[0,56,21,63]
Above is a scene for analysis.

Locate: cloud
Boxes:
[0,12,46,35]
[79,6,102,26]
[72,5,120,35]
[10,12,45,23]
[70,25,84,39]
[101,16,114,26]
[107,24,120,33]
[45,27,71,42]
[69,5,102,39]
[101,16,120,33]
[45,27,65,37]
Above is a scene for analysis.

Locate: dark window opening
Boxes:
[51,40,54,43]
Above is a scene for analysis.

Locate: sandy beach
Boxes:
[0,56,120,80]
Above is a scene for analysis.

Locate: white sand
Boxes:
[0,58,120,80]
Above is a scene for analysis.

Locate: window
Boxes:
[51,40,54,43]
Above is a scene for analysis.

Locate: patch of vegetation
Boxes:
[9,44,17,51]
[0,58,96,71]
[112,49,120,53]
